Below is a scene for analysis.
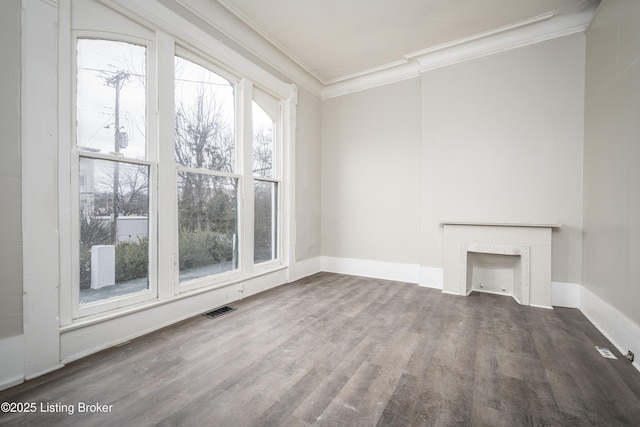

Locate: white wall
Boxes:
[322,78,422,264]
[295,87,323,261]
[583,0,640,332]
[320,35,586,286]
[0,0,23,341]
[0,0,25,390]
[421,34,586,285]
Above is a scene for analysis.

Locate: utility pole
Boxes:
[104,70,130,244]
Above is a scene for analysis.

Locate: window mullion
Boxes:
[156,31,177,299]
[240,79,255,273]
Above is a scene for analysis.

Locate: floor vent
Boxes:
[596,346,617,359]
[204,306,236,319]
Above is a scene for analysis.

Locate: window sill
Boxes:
[60,264,287,333]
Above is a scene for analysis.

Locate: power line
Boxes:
[78,67,231,87]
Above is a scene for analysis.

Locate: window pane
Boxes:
[254,180,277,263]
[175,56,235,173]
[77,39,146,159]
[79,158,149,304]
[178,172,238,282]
[252,101,275,178]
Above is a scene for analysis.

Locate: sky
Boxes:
[77,38,274,174]
[77,39,147,160]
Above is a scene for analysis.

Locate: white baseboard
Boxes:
[418,266,444,289]
[0,335,25,391]
[289,256,322,282]
[580,286,640,373]
[551,281,581,308]
[321,256,420,284]
[317,256,639,373]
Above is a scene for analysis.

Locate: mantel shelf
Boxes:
[440,221,561,229]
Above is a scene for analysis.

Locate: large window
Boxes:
[66,0,291,321]
[76,39,152,309]
[252,96,279,264]
[175,56,239,284]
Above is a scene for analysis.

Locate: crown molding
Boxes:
[412,8,593,73]
[177,0,324,98]
[100,1,597,101]
[404,12,554,62]
[323,61,420,100]
[216,0,326,85]
[103,0,293,98]
[322,7,596,99]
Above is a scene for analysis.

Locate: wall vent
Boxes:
[596,346,617,359]
[204,306,236,319]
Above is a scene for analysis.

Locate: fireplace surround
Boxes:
[442,222,559,308]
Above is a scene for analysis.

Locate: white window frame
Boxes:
[251,88,284,273]
[58,0,296,326]
[69,31,159,319]
[173,48,245,293]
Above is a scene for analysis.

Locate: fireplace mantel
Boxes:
[442,222,554,308]
[441,221,561,229]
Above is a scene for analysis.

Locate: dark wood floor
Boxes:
[2,272,640,426]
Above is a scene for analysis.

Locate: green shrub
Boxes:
[79,246,92,289]
[80,222,234,288]
[179,227,233,270]
[115,237,149,282]
[80,236,149,288]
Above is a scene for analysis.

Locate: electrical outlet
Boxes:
[627,351,635,363]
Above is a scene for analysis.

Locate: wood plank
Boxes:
[1,273,639,426]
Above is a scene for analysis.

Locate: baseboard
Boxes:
[580,286,640,373]
[317,256,639,373]
[321,256,420,284]
[551,281,581,308]
[0,334,25,391]
[418,266,444,289]
[289,256,322,282]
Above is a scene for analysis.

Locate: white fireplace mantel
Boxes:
[441,221,561,229]
[442,222,555,308]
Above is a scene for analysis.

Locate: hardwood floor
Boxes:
[2,272,640,426]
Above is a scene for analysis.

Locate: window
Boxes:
[75,38,153,310]
[64,0,293,322]
[174,55,239,284]
[252,94,280,264]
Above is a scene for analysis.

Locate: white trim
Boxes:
[404,12,554,61]
[281,83,298,286]
[551,281,581,308]
[322,61,420,100]
[322,7,596,99]
[321,256,420,284]
[103,0,292,99]
[61,268,288,363]
[418,266,444,290]
[413,9,591,74]
[581,286,640,373]
[22,0,61,380]
[441,221,561,228]
[0,335,25,391]
[288,256,322,282]
[316,256,638,372]
[150,0,596,101]
[215,0,324,86]
[173,0,323,97]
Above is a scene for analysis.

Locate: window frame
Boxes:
[59,0,296,327]
[70,32,159,319]
[251,90,283,270]
[173,48,246,293]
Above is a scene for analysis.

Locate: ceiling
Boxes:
[217,0,599,84]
